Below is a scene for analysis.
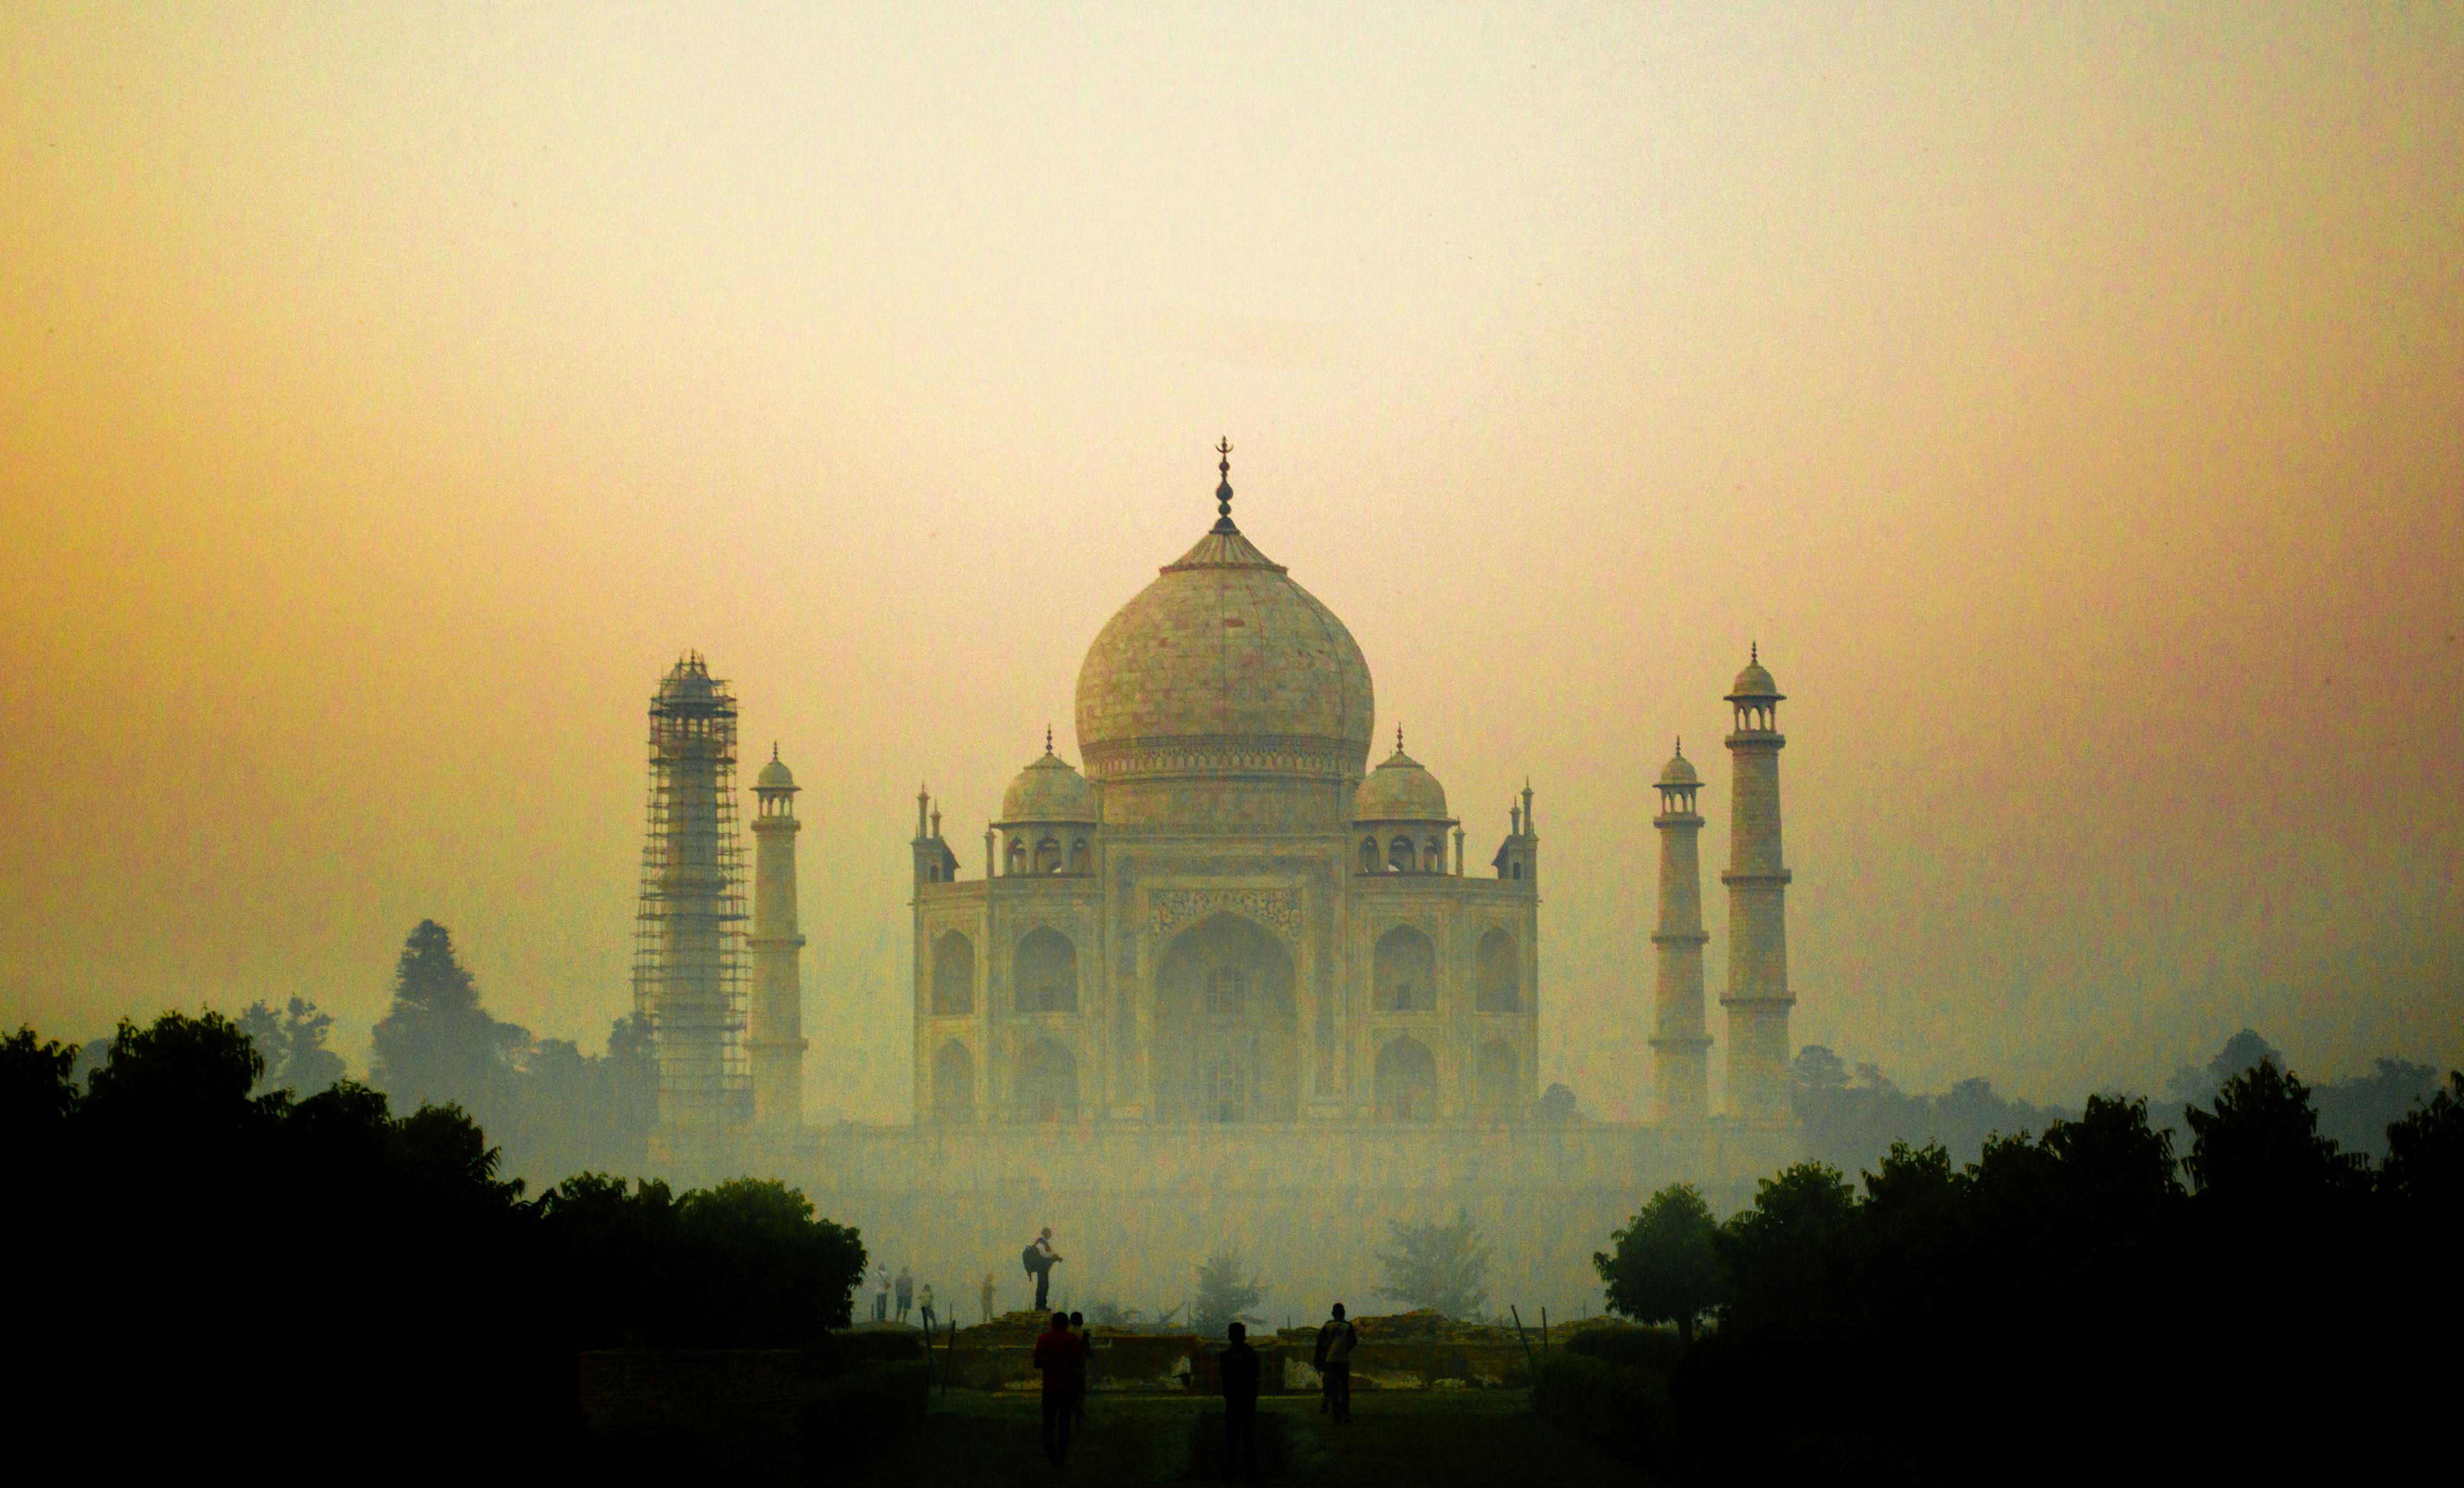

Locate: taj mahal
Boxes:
[639,444,1805,1309]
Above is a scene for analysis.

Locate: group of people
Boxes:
[867,1264,939,1331]
[1029,1307,1096,1466]
[1206,1302,1359,1482]
[1024,1282,1363,1481]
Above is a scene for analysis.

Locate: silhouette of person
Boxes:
[1032,1311,1084,1466]
[980,1270,997,1325]
[1316,1303,1357,1423]
[918,1282,937,1333]
[872,1266,890,1323]
[895,1265,914,1323]
[1068,1309,1090,1428]
[1220,1320,1262,1481]
[1024,1226,1063,1311]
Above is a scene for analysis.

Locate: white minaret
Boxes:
[1721,646,1794,1123]
[1649,741,1712,1123]
[747,745,808,1134]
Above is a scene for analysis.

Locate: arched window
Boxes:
[1068,838,1091,874]
[1034,837,1063,874]
[932,1040,974,1123]
[1474,1039,1518,1120]
[1360,839,1380,874]
[1005,837,1027,876]
[931,932,976,1015]
[1014,928,1079,1014]
[1372,925,1437,1012]
[1476,928,1518,1012]
[1374,1036,1439,1122]
[1510,860,1523,880]
[1388,835,1415,873]
[1013,1038,1077,1123]
[1424,837,1444,872]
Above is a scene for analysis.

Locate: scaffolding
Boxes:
[631,652,750,1133]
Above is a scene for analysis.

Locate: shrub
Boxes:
[1565,1325,1687,1372]
[798,1359,931,1474]
[803,1328,926,1378]
[1532,1350,1671,1465]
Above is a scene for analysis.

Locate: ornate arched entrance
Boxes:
[1151,913,1299,1123]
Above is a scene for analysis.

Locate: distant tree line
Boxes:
[1790,1028,2446,1174]
[4,1005,864,1476]
[68,919,662,1190]
[1594,1051,2464,1471]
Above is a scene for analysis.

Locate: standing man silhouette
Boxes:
[1023,1226,1064,1312]
[1220,1321,1262,1482]
[1316,1303,1357,1424]
[1032,1311,1084,1466]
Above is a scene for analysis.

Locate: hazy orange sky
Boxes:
[4,4,2457,1120]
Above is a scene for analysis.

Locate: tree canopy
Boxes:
[1191,1250,1267,1332]
[1373,1208,1494,1318]
[1594,1183,1724,1343]
[4,1006,867,1475]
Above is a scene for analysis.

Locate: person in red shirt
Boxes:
[1031,1311,1084,1465]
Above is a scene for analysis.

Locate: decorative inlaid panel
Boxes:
[1148,887,1303,943]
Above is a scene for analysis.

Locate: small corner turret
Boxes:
[911,783,960,887]
[1490,779,1540,888]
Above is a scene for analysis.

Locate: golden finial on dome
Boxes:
[1213,436,1238,534]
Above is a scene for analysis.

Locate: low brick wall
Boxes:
[578,1349,801,1476]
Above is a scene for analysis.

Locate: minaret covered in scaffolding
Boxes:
[633,653,750,1139]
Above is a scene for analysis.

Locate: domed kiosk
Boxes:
[908,446,1539,1128]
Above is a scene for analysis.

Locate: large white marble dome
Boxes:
[1072,522,1374,786]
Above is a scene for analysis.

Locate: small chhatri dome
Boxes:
[1352,730,1451,822]
[1658,739,1698,787]
[1729,641,1781,701]
[755,742,796,791]
[999,741,1097,823]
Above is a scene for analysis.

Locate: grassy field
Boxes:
[841,1388,1642,1487]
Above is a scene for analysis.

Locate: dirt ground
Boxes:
[839,1387,1643,1487]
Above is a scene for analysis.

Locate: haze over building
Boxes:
[642,450,1804,1306]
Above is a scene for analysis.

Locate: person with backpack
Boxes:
[1021,1226,1063,1312]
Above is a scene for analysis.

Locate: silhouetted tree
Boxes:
[2182,1059,2369,1210]
[2381,1070,2464,1226]
[1713,1163,1855,1330]
[1530,1081,1583,1124]
[370,920,529,1121]
[1594,1182,1724,1344]
[238,996,346,1096]
[2313,1057,2444,1161]
[1,1027,79,1144]
[1374,1208,1493,1317]
[2163,1028,2282,1108]
[1192,1250,1267,1331]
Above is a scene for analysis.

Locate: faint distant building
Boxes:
[1720,647,1794,1123]
[747,746,808,1134]
[633,654,750,1140]
[1648,742,1712,1123]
